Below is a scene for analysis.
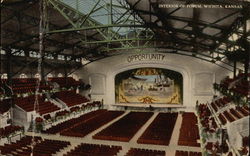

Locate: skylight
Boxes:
[59,0,144,35]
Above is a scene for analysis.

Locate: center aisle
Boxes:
[118,112,159,156]
[25,111,202,156]
[169,113,182,146]
[85,111,130,139]
[129,112,159,143]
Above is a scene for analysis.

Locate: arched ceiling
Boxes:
[1,0,249,74]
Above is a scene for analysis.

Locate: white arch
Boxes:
[46,73,53,79]
[1,73,8,79]
[19,73,27,78]
[34,73,41,80]
[105,61,191,107]
[58,73,63,77]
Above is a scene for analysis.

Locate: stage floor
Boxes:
[112,103,186,108]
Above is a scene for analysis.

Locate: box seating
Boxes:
[209,96,249,125]
[49,77,80,88]
[223,111,235,122]
[137,113,178,145]
[63,143,121,156]
[14,95,60,115]
[236,106,250,116]
[178,112,200,147]
[218,113,227,125]
[211,97,231,112]
[221,73,249,88]
[221,77,235,89]
[229,108,243,119]
[54,90,89,107]
[211,102,218,112]
[220,74,250,97]
[230,80,250,96]
[125,148,165,156]
[93,112,153,142]
[11,78,51,94]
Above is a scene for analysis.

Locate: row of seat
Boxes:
[178,112,200,147]
[49,77,81,88]
[14,95,60,115]
[199,92,249,155]
[125,148,165,156]
[1,77,82,96]
[218,113,227,125]
[0,125,23,138]
[175,150,202,156]
[61,110,124,137]
[220,73,249,89]
[0,136,42,155]
[63,143,121,156]
[0,99,11,114]
[54,90,89,107]
[137,112,178,145]
[236,106,249,116]
[230,80,250,96]
[242,136,249,147]
[223,111,236,122]
[12,85,51,94]
[93,112,153,142]
[0,135,70,156]
[43,109,107,134]
[219,73,250,97]
[218,107,249,125]
[211,96,231,112]
[8,78,51,94]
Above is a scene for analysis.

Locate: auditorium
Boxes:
[0,0,249,155]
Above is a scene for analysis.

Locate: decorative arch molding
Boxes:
[105,61,192,107]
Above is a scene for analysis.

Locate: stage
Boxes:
[112,103,186,108]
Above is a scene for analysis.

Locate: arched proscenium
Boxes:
[106,62,191,107]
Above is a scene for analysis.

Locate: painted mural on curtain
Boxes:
[115,68,183,104]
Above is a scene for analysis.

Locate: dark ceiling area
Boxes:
[1,0,250,76]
